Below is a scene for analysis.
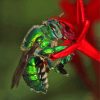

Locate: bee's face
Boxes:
[47,19,63,39]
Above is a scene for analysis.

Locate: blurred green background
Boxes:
[0,0,100,100]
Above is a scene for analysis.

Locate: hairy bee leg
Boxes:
[50,44,78,60]
[56,63,67,75]
[55,54,72,75]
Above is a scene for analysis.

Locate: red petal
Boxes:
[86,0,100,22]
[60,0,77,24]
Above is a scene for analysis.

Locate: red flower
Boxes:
[50,0,100,99]
[51,0,100,61]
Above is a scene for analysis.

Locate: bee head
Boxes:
[47,19,63,39]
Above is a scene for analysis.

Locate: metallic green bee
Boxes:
[11,19,75,93]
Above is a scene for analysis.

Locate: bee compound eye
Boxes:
[65,25,70,31]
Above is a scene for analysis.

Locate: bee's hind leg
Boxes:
[56,63,67,75]
[55,54,72,75]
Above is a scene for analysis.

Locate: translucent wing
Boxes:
[11,43,38,88]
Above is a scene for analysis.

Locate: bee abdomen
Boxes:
[23,56,49,93]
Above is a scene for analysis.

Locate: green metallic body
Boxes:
[23,57,47,93]
[21,27,44,50]
[21,19,73,93]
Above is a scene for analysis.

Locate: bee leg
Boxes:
[56,63,67,75]
[55,54,73,75]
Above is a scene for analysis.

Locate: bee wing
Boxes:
[11,43,38,88]
[11,52,28,88]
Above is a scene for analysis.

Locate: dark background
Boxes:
[0,0,100,100]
